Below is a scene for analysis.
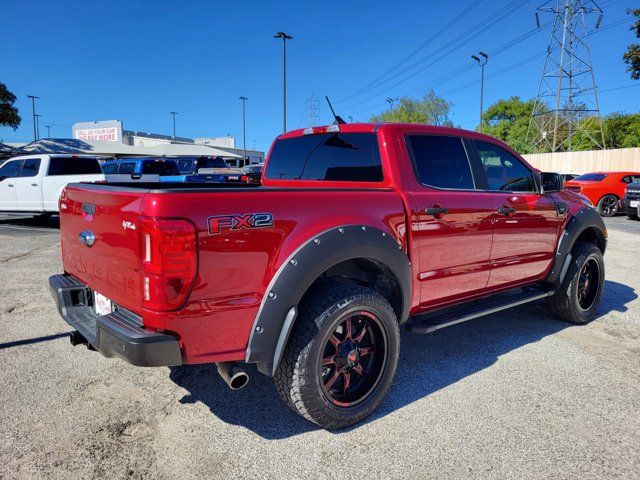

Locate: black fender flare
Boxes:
[546,206,607,287]
[244,225,412,376]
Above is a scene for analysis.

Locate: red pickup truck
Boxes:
[49,123,607,429]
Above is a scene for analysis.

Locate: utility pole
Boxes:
[471,52,488,133]
[34,114,42,141]
[274,31,293,133]
[27,95,39,141]
[170,112,178,138]
[239,96,248,167]
[45,125,52,139]
[528,0,605,152]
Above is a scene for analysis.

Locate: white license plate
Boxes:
[630,200,639,208]
[94,291,113,316]
[228,176,239,181]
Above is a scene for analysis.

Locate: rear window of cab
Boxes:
[265,133,382,182]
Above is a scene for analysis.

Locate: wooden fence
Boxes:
[523,148,640,174]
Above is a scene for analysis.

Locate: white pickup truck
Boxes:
[0,154,105,214]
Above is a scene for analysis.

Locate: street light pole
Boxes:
[471,52,488,133]
[27,95,39,141]
[385,97,398,109]
[274,31,293,133]
[34,114,42,141]
[170,112,178,138]
[45,125,52,139]
[239,96,248,167]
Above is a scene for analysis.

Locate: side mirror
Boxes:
[541,172,563,193]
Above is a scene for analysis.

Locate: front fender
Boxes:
[546,206,607,287]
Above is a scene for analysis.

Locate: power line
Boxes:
[336,0,533,109]
[599,83,640,93]
[344,22,551,116]
[337,0,627,117]
[347,15,630,120]
[337,0,484,102]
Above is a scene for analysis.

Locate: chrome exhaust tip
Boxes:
[216,362,249,390]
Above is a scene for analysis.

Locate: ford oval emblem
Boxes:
[79,230,96,247]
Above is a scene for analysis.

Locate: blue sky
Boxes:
[1,0,638,151]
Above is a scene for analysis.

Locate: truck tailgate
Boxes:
[60,184,147,313]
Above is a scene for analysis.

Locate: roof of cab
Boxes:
[278,122,504,144]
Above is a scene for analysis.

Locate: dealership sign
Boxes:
[75,127,119,142]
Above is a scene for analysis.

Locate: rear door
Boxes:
[0,159,22,210]
[471,140,560,288]
[405,134,495,306]
[42,156,105,211]
[15,157,44,211]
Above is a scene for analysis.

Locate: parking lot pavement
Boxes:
[0,214,639,479]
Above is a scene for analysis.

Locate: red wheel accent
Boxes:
[319,310,388,407]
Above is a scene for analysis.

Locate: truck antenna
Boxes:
[325,96,347,125]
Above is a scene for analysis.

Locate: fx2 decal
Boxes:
[208,213,274,235]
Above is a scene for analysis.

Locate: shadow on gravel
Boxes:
[168,280,636,440]
[0,214,59,229]
[0,332,71,350]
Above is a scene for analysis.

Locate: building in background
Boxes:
[69,120,264,166]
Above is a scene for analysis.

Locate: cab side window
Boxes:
[0,160,23,179]
[102,163,118,174]
[20,158,41,177]
[118,163,136,174]
[621,175,640,184]
[407,135,475,190]
[475,141,536,192]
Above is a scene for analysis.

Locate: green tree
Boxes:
[561,112,640,150]
[479,96,536,154]
[604,112,640,147]
[370,90,453,126]
[0,83,21,130]
[623,8,640,80]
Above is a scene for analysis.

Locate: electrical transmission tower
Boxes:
[303,93,320,126]
[528,0,606,152]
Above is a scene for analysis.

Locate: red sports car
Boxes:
[564,171,640,216]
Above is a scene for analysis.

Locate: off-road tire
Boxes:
[546,241,605,325]
[274,281,400,430]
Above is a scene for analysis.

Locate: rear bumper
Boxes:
[622,195,639,215]
[48,274,182,367]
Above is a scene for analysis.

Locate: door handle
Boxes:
[425,206,448,217]
[498,205,516,216]
[7,184,14,187]
[31,183,38,187]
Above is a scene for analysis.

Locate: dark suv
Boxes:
[623,182,640,220]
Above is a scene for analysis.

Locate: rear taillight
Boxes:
[140,217,197,311]
[241,175,249,183]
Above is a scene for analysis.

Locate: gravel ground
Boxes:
[0,214,639,479]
